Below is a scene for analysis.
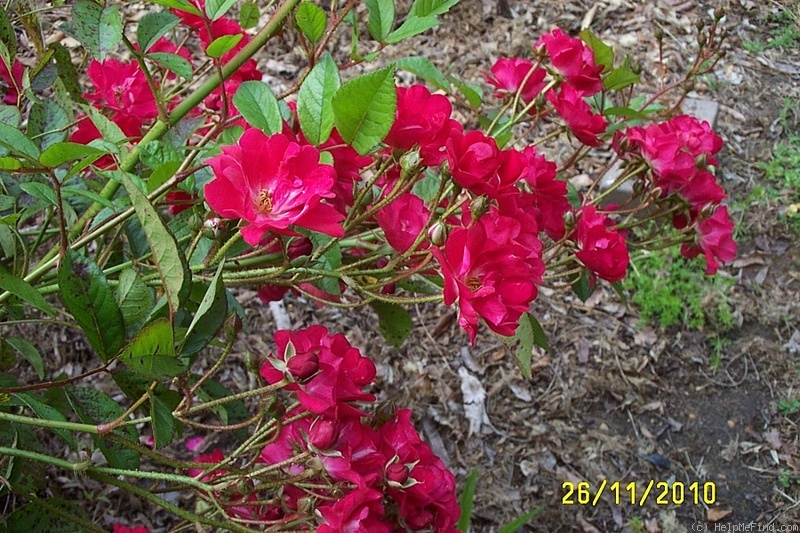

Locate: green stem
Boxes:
[0,446,91,471]
[0,410,99,434]
[88,471,262,533]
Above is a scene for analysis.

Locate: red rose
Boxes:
[574,206,629,282]
[547,83,608,147]
[204,130,344,245]
[536,28,603,95]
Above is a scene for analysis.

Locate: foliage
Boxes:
[623,244,735,331]
[0,0,735,530]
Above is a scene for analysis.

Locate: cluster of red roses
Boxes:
[182,325,460,531]
[614,116,736,274]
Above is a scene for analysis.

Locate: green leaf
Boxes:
[369,301,411,348]
[49,43,83,103]
[39,142,105,168]
[58,250,126,362]
[66,386,139,470]
[80,104,127,145]
[180,262,228,357]
[205,33,243,58]
[27,100,69,151]
[119,317,186,380]
[0,122,41,161]
[233,81,282,134]
[332,66,396,155]
[19,182,57,206]
[456,469,478,532]
[205,0,238,21]
[121,173,189,317]
[6,337,44,380]
[4,500,90,533]
[408,0,460,17]
[500,312,547,379]
[0,156,20,170]
[295,2,327,44]
[496,507,544,533]
[239,1,260,29]
[0,104,21,127]
[365,0,395,42]
[579,28,614,74]
[394,56,450,91]
[148,390,176,448]
[307,231,341,296]
[71,0,122,60]
[449,76,483,108]
[571,269,594,302]
[297,52,340,145]
[147,51,193,80]
[0,266,55,316]
[137,11,180,53]
[62,186,115,209]
[15,392,77,449]
[0,8,17,62]
[115,268,155,327]
[386,15,438,44]
[148,0,202,16]
[603,65,640,91]
[603,106,647,120]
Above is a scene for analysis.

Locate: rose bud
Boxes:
[286,352,319,381]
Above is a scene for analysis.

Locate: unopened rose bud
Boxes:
[470,195,490,222]
[428,222,447,246]
[714,7,725,20]
[286,352,319,381]
[696,154,708,168]
[309,419,337,450]
[373,399,397,428]
[399,149,421,178]
[386,463,410,486]
[224,314,243,339]
[695,19,705,31]
[654,27,664,42]
[288,237,312,259]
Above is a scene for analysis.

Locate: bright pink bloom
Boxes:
[680,206,737,274]
[574,206,629,282]
[432,207,544,343]
[375,193,430,253]
[113,526,150,533]
[385,85,459,166]
[536,28,603,95]
[616,115,724,208]
[316,487,392,533]
[260,325,376,418]
[446,129,525,198]
[377,409,460,531]
[520,146,569,239]
[485,57,547,104]
[547,83,607,147]
[84,59,158,132]
[204,130,344,245]
[0,58,24,105]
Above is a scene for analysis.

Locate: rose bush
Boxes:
[0,0,732,530]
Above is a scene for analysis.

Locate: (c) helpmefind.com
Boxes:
[691,523,799,532]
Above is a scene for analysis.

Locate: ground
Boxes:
[4,0,800,532]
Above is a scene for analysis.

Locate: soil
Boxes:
[3,0,800,532]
